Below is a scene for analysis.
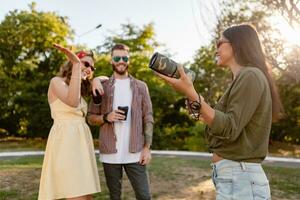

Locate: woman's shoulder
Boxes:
[50,76,65,84]
[49,76,67,90]
[239,67,266,81]
[237,67,269,90]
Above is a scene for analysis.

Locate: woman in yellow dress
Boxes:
[38,44,101,200]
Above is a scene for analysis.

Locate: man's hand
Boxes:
[139,146,151,165]
[106,110,125,122]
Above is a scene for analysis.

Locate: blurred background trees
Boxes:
[0,2,73,138]
[0,1,299,150]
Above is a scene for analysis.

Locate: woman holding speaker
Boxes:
[155,24,282,199]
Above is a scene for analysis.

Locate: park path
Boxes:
[1,150,300,168]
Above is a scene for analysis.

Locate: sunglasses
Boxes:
[112,56,129,63]
[216,40,230,48]
[82,61,95,71]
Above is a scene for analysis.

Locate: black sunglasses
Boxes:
[216,40,230,48]
[112,56,129,63]
[82,61,95,71]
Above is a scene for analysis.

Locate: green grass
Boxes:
[265,165,300,199]
[0,137,47,152]
[0,156,299,200]
[0,190,19,199]
[0,156,43,170]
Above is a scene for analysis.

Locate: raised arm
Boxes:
[49,44,82,107]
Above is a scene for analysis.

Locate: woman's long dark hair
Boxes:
[223,24,283,121]
[57,54,94,97]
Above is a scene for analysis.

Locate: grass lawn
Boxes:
[0,138,47,152]
[0,156,299,200]
[1,138,300,158]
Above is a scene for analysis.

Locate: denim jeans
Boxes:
[211,159,271,200]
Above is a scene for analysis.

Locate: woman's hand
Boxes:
[53,44,81,64]
[155,65,198,100]
[92,78,105,96]
[92,76,108,96]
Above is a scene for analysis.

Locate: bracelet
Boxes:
[103,112,111,123]
[187,93,202,120]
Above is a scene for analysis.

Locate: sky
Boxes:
[0,0,220,63]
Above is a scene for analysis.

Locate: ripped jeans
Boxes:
[211,159,271,200]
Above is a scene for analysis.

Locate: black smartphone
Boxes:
[92,90,102,105]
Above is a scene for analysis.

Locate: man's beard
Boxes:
[112,63,128,75]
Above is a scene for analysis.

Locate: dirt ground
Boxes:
[1,167,295,200]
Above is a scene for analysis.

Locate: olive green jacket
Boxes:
[205,67,272,163]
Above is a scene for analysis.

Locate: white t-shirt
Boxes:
[100,78,141,164]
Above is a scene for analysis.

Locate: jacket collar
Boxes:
[108,74,135,86]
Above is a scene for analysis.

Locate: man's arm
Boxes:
[141,83,154,147]
[87,98,105,126]
[87,108,126,126]
[139,122,153,165]
[143,122,153,148]
[87,113,105,126]
[139,83,154,165]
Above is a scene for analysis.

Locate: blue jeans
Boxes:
[211,159,271,200]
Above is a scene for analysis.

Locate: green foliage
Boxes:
[271,64,300,143]
[0,2,72,75]
[0,3,73,137]
[183,122,207,151]
[97,23,159,54]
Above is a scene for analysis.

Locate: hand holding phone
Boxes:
[117,106,129,120]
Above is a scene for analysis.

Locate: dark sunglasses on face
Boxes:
[82,61,95,71]
[216,40,230,48]
[112,56,129,63]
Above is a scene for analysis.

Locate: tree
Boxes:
[247,0,300,143]
[262,0,300,27]
[271,47,300,143]
[0,3,73,137]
